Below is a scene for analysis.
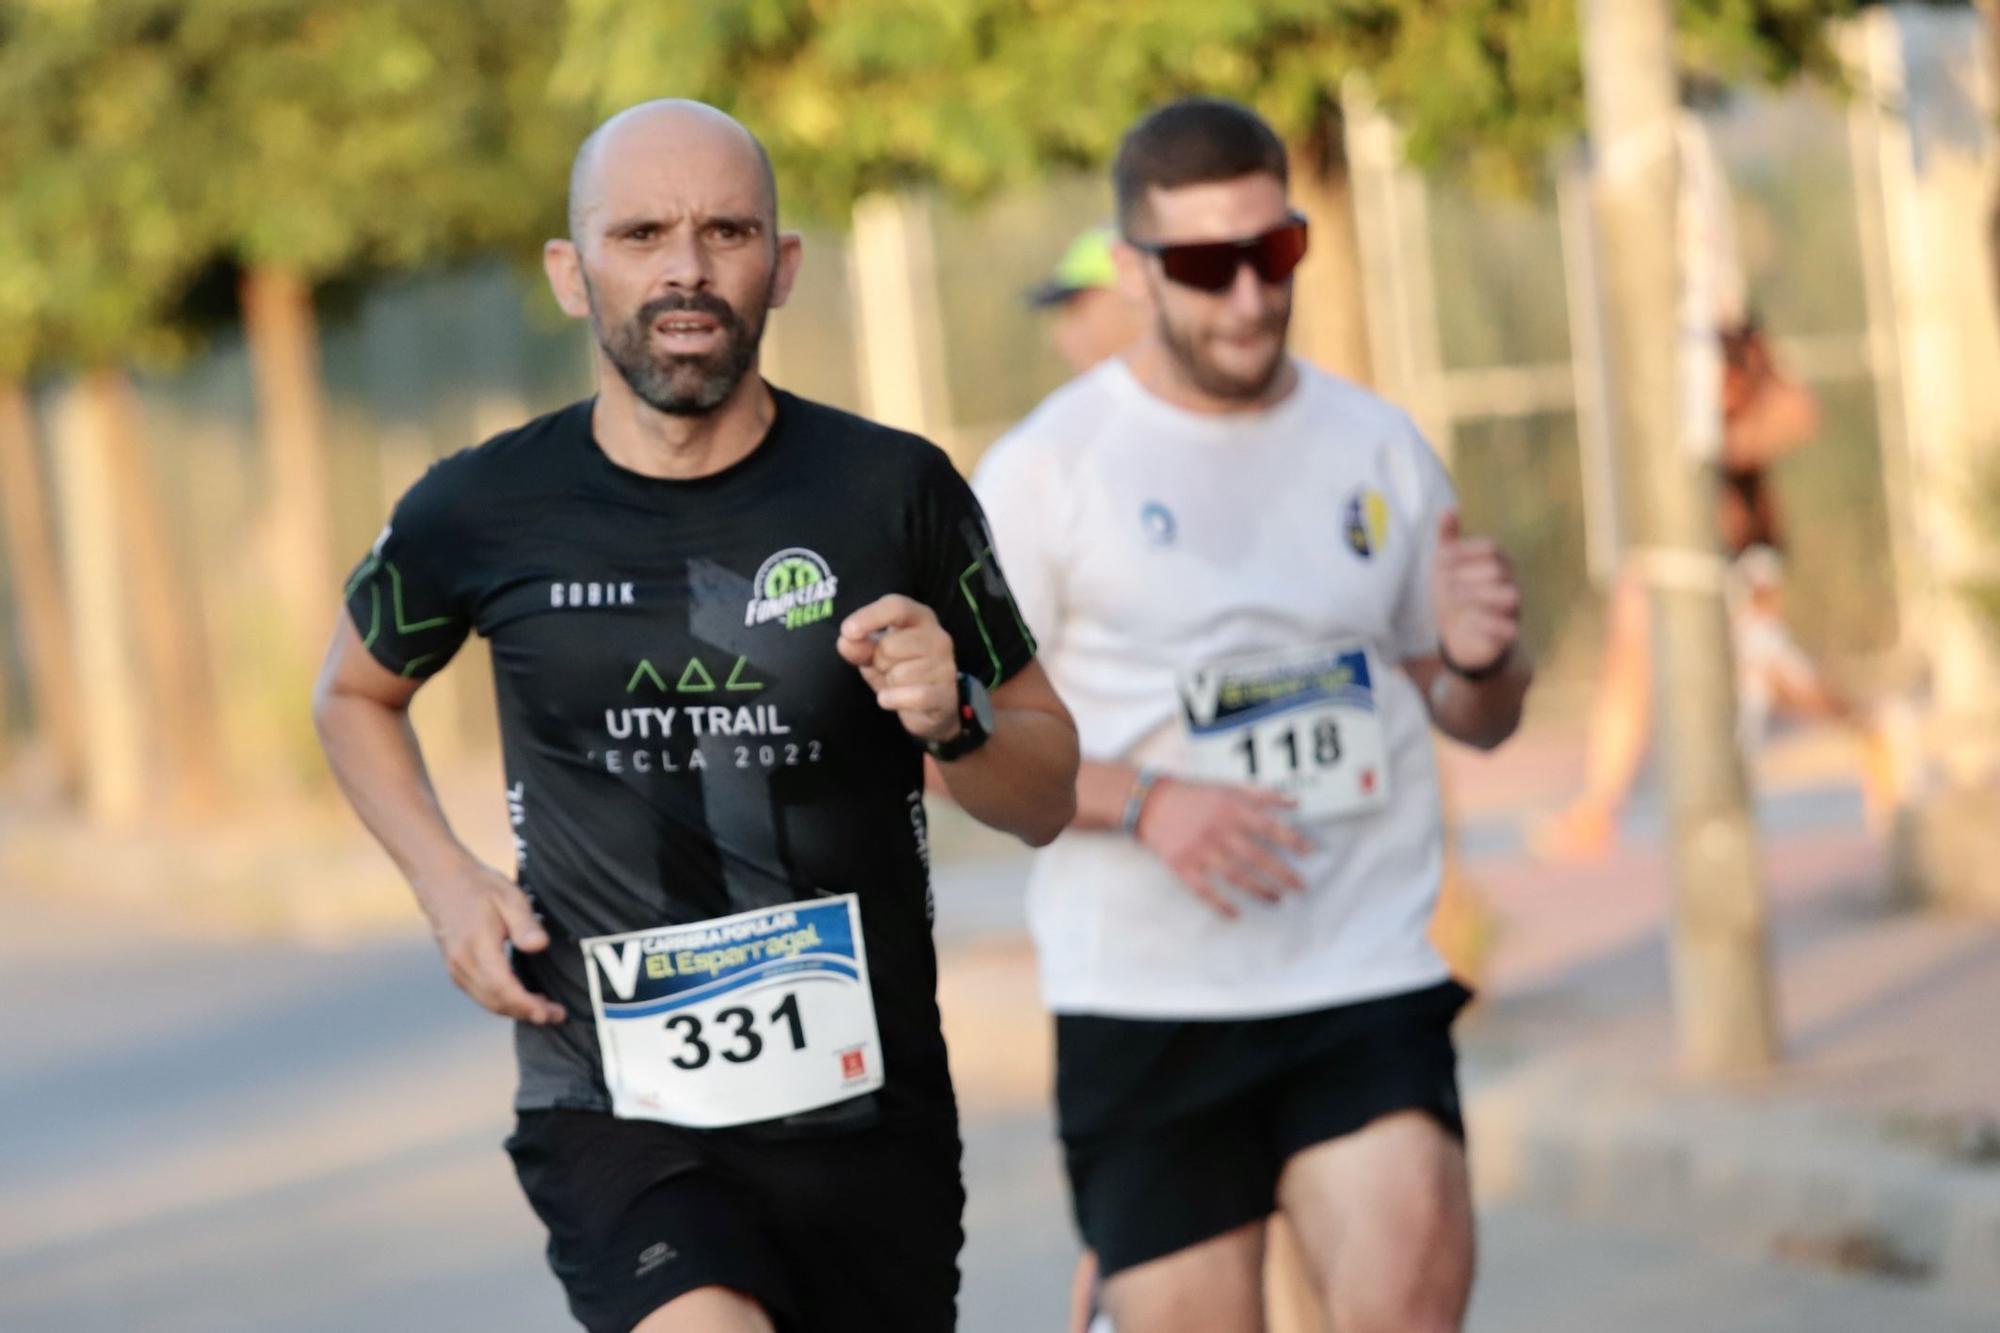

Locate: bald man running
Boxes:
[313,101,1078,1333]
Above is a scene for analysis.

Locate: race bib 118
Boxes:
[582,896,884,1128]
[1178,642,1392,821]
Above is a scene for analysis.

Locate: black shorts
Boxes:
[506,1108,964,1333]
[1056,979,1471,1278]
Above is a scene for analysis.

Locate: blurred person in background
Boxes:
[1020,217,1330,1333]
[1029,225,1150,374]
[976,97,1533,1333]
[1536,107,1886,863]
[1027,221,1146,1333]
[314,99,1077,1333]
[1026,222,1322,1333]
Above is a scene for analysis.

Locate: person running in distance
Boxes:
[1536,107,1889,861]
[974,97,1533,1333]
[1023,221,1319,1333]
[1028,225,1151,375]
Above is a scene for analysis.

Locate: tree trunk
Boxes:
[1982,1,2000,319]
[0,380,85,791]
[50,378,146,824]
[92,370,229,817]
[1288,108,1375,388]
[847,194,959,462]
[241,264,337,659]
[1886,0,2000,913]
[1581,0,1777,1077]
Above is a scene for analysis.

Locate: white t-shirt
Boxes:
[1678,110,1746,463]
[974,358,1457,1019]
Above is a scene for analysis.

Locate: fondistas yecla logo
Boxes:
[745,547,838,630]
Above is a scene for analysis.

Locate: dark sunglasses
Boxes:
[1127,213,1310,292]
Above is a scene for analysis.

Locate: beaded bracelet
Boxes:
[1120,767,1163,836]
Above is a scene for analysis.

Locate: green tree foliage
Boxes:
[177,0,577,280]
[0,1,589,815]
[553,0,1864,219]
[0,2,204,374]
[0,0,579,377]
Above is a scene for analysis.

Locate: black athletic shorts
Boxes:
[506,1107,964,1333]
[1056,978,1472,1278]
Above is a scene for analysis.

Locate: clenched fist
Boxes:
[837,594,963,743]
[1431,511,1521,675]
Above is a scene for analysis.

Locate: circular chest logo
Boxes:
[745,547,840,629]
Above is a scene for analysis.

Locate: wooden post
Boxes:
[847,193,960,463]
[1839,14,1931,672]
[1288,106,1375,388]
[0,381,85,790]
[1342,81,1451,460]
[1857,4,2000,912]
[1557,151,1626,589]
[50,378,146,824]
[1983,0,2000,320]
[96,371,228,816]
[1580,0,1777,1076]
[242,264,337,660]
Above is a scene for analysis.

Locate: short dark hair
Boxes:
[1113,97,1288,236]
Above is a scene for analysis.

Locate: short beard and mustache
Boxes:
[588,277,774,416]
[1155,299,1291,402]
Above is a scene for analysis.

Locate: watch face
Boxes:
[965,675,996,736]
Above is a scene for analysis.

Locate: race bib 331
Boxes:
[582,896,884,1128]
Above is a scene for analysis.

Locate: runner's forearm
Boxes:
[1421,651,1533,751]
[1071,758,1146,833]
[932,707,1079,846]
[312,690,483,912]
[935,755,1156,837]
[925,753,1137,834]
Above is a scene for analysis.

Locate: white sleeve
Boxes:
[1676,111,1741,463]
[1679,112,1746,328]
[1386,426,1458,664]
[970,432,1063,652]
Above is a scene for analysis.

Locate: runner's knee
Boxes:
[1101,1221,1267,1333]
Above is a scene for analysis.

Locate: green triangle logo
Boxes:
[627,659,669,693]
[677,657,717,693]
[725,656,764,692]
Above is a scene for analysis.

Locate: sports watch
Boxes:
[925,673,996,761]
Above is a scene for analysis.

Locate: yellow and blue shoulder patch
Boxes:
[1343,487,1390,560]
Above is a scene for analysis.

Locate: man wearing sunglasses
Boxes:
[974,98,1532,1333]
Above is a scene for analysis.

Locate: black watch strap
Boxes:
[925,674,993,761]
[1439,640,1513,682]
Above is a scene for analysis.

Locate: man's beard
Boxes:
[1156,301,1291,402]
[590,278,772,416]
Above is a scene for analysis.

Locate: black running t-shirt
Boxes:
[343,391,1037,1125]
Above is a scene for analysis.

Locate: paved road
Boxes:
[3,894,1993,1333]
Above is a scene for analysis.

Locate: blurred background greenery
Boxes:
[0,0,1989,854]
